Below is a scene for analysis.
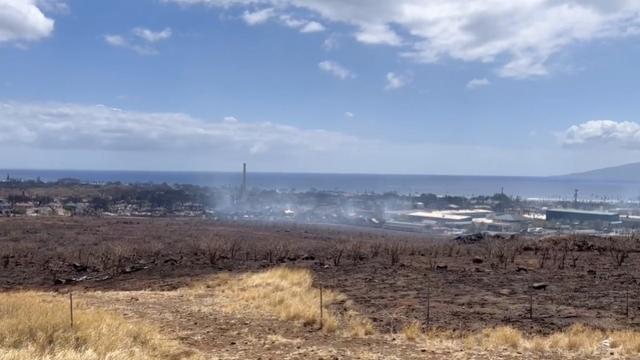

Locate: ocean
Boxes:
[1,169,639,201]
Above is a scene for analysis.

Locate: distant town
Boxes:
[2,169,639,238]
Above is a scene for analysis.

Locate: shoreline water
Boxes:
[1,168,638,201]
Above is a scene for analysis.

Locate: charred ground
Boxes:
[1,216,639,335]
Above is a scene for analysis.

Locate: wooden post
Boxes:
[426,285,431,329]
[69,292,74,328]
[319,286,323,330]
[626,288,630,319]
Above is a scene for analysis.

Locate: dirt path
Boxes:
[77,285,619,360]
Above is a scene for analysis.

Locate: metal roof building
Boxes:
[546,209,619,223]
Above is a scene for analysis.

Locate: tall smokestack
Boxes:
[241,163,247,198]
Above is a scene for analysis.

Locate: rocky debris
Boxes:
[53,274,90,285]
[498,289,513,296]
[516,266,528,273]
[164,258,179,265]
[455,233,485,244]
[531,282,548,290]
[70,262,88,272]
[123,264,152,274]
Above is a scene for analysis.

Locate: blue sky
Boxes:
[1,0,640,175]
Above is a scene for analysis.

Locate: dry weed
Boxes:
[403,321,422,341]
[0,292,198,360]
[211,267,343,331]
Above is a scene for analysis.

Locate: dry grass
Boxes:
[208,267,343,331]
[402,321,422,341]
[344,311,375,338]
[486,326,523,349]
[0,292,199,360]
[461,324,640,356]
[200,266,376,336]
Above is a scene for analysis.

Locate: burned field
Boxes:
[1,216,639,336]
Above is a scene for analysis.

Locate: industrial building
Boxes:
[406,211,472,223]
[546,209,619,223]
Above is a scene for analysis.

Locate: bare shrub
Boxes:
[385,242,403,266]
[369,242,382,258]
[570,251,580,268]
[609,236,631,268]
[537,247,550,269]
[347,241,366,265]
[265,246,276,264]
[227,239,242,260]
[1,253,10,269]
[553,237,575,270]
[486,238,521,270]
[330,244,344,266]
[94,244,135,276]
[205,240,222,266]
[276,242,292,262]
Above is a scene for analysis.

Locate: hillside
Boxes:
[565,162,640,181]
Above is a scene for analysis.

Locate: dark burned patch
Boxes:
[1,216,640,335]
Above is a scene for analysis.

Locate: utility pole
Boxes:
[574,189,579,209]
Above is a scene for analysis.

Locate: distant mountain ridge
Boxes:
[564,162,640,181]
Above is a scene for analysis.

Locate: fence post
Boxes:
[69,292,74,328]
[626,287,630,319]
[319,285,323,330]
[426,285,431,329]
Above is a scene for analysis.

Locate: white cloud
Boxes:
[105,27,172,55]
[0,102,360,155]
[355,24,401,46]
[344,111,354,118]
[0,0,55,43]
[133,27,172,42]
[318,60,353,79]
[242,8,274,25]
[466,78,490,90]
[385,72,411,90]
[300,21,325,33]
[0,101,630,175]
[276,14,325,33]
[279,14,304,28]
[164,0,640,79]
[104,35,126,47]
[559,120,640,149]
[323,34,338,50]
[104,34,156,55]
[35,0,68,14]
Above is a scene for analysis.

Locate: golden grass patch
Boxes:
[402,321,422,342]
[610,329,640,354]
[481,326,523,349]
[0,292,199,360]
[344,311,375,338]
[203,266,375,336]
[212,267,341,330]
[459,323,640,356]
